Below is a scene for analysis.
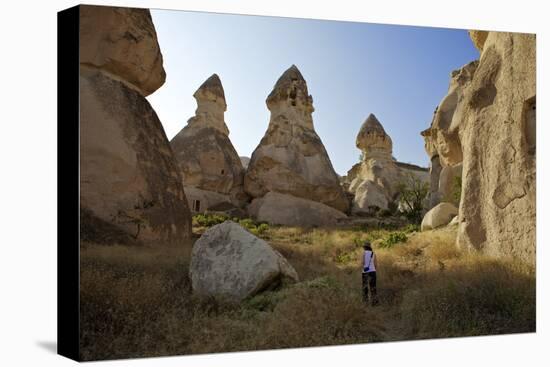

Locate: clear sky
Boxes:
[147,9,479,175]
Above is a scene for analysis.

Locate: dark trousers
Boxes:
[362,271,378,305]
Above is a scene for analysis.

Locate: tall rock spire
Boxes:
[186,73,229,135]
[244,65,349,216]
[170,74,246,206]
[265,65,315,130]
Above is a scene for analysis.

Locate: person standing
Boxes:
[361,241,379,305]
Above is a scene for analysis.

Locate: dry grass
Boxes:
[79,224,535,361]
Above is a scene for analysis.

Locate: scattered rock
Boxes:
[189,221,298,302]
[247,192,347,227]
[244,65,349,213]
[421,203,458,231]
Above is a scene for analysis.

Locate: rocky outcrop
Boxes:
[244,65,349,213]
[469,30,489,52]
[421,60,478,210]
[79,5,192,245]
[170,74,247,211]
[79,5,166,96]
[248,192,347,227]
[189,221,298,302]
[423,31,536,264]
[421,202,458,231]
[348,114,429,214]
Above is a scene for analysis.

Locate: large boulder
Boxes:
[452,32,536,264]
[248,192,347,227]
[79,6,192,245]
[79,5,166,96]
[351,180,390,214]
[421,203,458,231]
[170,74,247,207]
[244,65,349,213]
[189,221,298,302]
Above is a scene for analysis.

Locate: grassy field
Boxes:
[79,219,535,361]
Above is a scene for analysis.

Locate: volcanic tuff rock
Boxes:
[170,74,247,209]
[421,202,458,231]
[189,221,298,302]
[420,61,478,210]
[244,65,349,213]
[423,31,536,264]
[348,114,428,214]
[248,192,347,227]
[79,5,192,245]
[79,5,166,96]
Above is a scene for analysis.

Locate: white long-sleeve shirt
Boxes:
[363,250,376,273]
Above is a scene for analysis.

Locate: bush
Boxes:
[379,231,408,248]
[193,213,229,227]
[403,224,420,233]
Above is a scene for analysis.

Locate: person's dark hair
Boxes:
[363,241,372,251]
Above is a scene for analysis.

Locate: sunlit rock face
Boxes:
[170,74,248,210]
[422,31,536,265]
[245,65,350,214]
[79,5,166,97]
[348,114,429,214]
[455,32,536,264]
[79,5,192,245]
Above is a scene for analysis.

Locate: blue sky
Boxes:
[147,10,479,175]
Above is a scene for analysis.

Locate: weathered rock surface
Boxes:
[170,74,247,208]
[248,192,347,227]
[80,68,192,244]
[244,65,349,213]
[189,221,298,301]
[348,114,429,214]
[469,30,489,52]
[80,6,191,245]
[422,31,535,264]
[421,203,458,231]
[79,5,166,96]
[453,32,536,264]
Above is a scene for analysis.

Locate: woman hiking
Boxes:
[361,241,379,306]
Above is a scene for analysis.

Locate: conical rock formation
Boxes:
[244,65,349,215]
[348,114,428,214]
[170,74,247,210]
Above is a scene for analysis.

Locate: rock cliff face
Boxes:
[348,114,428,214]
[170,75,247,211]
[423,31,536,264]
[79,5,192,245]
[244,65,349,213]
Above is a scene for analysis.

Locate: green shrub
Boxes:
[379,231,408,248]
[193,213,229,227]
[403,224,420,233]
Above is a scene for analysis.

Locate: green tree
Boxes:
[396,173,430,224]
